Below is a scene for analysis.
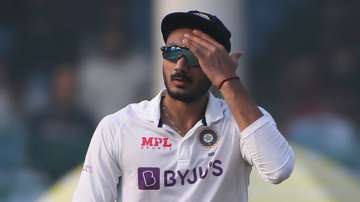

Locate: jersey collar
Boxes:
[142,89,225,127]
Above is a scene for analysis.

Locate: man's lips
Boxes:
[172,77,186,81]
[171,76,190,86]
[171,74,191,82]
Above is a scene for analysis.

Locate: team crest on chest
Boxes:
[198,128,218,147]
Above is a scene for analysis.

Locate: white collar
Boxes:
[141,89,225,127]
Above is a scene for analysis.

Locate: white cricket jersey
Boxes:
[73,90,294,202]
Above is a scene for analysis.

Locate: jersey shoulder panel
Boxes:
[103,99,152,128]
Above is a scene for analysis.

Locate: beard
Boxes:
[163,69,211,103]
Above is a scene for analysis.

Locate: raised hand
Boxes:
[182,29,242,88]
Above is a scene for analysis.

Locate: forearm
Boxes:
[221,78,294,183]
[182,29,294,183]
[220,78,262,130]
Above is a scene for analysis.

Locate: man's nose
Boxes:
[174,57,189,72]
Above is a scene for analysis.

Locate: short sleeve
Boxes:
[73,116,122,201]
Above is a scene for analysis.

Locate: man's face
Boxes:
[163,28,211,103]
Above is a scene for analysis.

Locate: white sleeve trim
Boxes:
[258,148,295,184]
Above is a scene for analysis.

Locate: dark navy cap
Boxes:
[161,10,232,52]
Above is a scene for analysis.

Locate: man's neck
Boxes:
[163,93,208,136]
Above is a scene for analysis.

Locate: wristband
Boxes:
[218,76,240,89]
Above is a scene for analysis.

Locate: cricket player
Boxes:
[73,10,295,202]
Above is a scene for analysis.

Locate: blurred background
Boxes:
[0,0,359,201]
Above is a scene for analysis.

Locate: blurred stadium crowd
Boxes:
[0,0,151,201]
[250,0,360,173]
[0,0,359,201]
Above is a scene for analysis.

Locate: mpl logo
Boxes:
[138,167,160,190]
[141,136,172,150]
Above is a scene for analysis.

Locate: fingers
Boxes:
[182,38,207,58]
[192,29,224,49]
[184,33,215,51]
[183,30,229,57]
[183,31,243,69]
[183,32,219,59]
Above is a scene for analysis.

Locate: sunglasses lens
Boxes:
[161,46,199,67]
[182,49,199,67]
[162,46,181,62]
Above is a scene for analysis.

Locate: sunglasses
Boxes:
[160,45,199,67]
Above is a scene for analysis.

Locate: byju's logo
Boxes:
[138,167,160,190]
[138,160,223,190]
